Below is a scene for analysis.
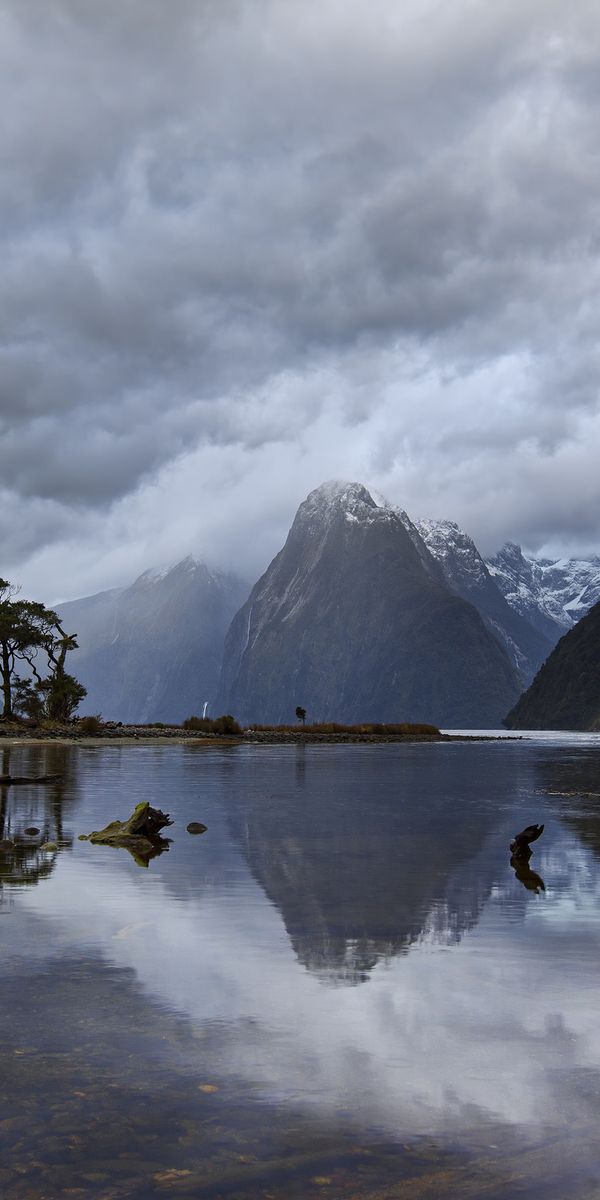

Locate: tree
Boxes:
[14,672,87,722]
[0,579,86,721]
[295,705,306,725]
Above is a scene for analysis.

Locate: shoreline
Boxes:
[0,725,514,746]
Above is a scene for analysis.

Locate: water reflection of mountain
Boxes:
[228,746,517,983]
[538,750,600,859]
[0,745,76,905]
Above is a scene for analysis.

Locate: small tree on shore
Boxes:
[0,578,86,721]
[295,705,306,725]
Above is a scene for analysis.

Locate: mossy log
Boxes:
[79,802,173,867]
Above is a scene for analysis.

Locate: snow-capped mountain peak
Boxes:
[416,519,490,588]
[302,480,384,519]
[133,556,231,590]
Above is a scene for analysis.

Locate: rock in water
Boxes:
[186,822,207,835]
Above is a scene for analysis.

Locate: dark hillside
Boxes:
[505,600,600,731]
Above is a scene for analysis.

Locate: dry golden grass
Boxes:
[248,721,440,735]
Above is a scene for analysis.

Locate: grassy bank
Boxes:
[0,718,502,744]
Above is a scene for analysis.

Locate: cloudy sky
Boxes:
[2,0,600,601]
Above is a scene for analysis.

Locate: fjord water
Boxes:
[2,737,600,1199]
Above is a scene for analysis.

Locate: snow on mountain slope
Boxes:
[416,519,491,595]
[486,543,600,643]
[414,520,553,683]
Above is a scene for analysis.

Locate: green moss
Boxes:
[79,802,172,867]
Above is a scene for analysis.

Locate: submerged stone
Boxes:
[187,822,208,835]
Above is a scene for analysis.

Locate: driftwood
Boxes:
[0,774,62,786]
[510,822,544,861]
[79,802,173,867]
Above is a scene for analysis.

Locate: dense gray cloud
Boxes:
[2,0,600,600]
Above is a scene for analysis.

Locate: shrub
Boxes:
[78,714,102,735]
[211,714,242,735]
[182,716,212,731]
[182,713,242,735]
[247,721,440,736]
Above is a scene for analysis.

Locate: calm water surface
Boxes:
[1,736,600,1199]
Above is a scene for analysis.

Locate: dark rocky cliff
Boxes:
[505,599,600,731]
[217,482,521,728]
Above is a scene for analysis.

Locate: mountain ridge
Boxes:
[46,481,600,727]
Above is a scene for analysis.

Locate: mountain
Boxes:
[412,520,553,684]
[486,542,600,643]
[216,481,522,728]
[504,599,600,731]
[59,558,248,724]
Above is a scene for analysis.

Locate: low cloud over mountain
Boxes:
[2,0,600,602]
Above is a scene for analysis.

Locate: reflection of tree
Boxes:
[0,744,76,904]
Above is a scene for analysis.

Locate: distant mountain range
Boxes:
[486,542,600,642]
[54,481,600,728]
[59,558,247,724]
